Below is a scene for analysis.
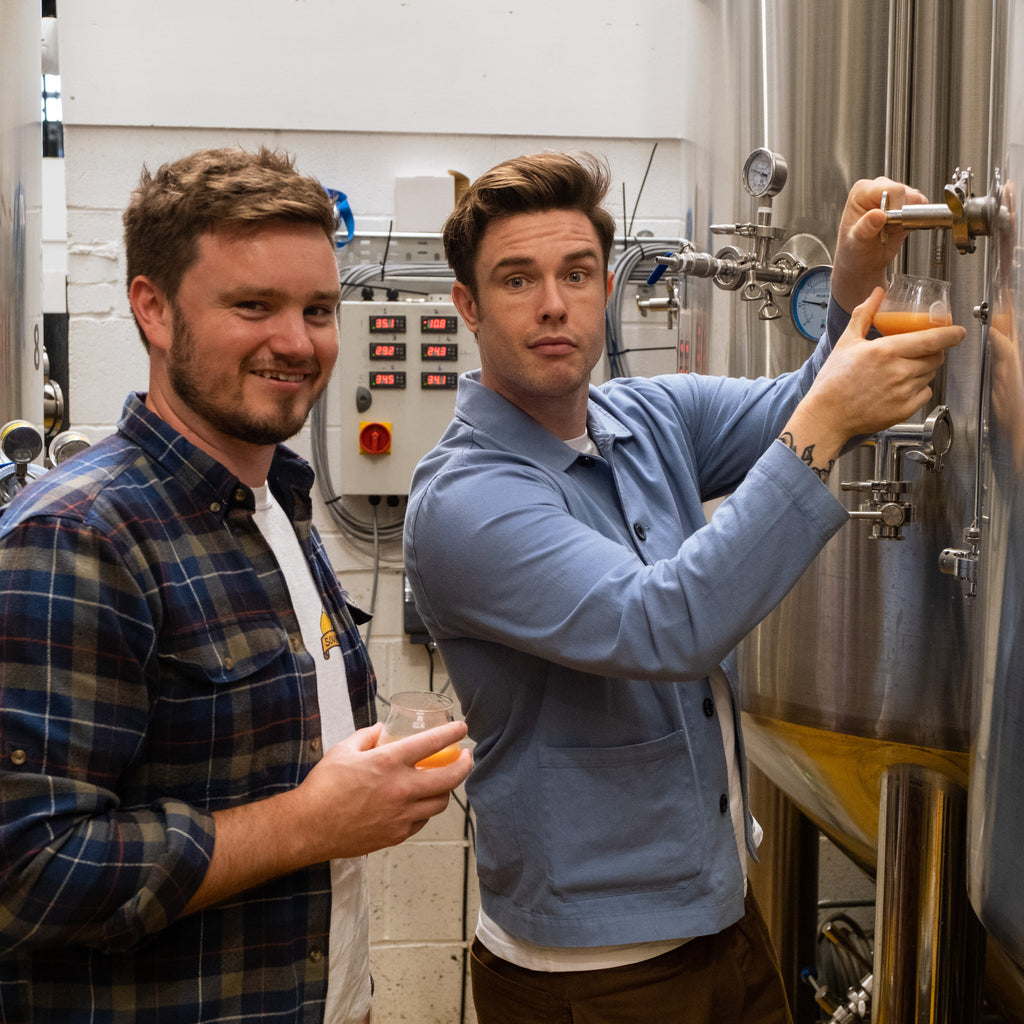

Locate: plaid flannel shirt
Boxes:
[0,393,376,1023]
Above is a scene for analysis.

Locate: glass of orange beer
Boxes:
[378,691,460,769]
[874,273,952,335]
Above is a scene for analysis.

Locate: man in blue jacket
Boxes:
[403,151,963,1023]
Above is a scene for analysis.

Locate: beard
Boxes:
[167,309,325,446]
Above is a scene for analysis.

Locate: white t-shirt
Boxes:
[252,486,370,1023]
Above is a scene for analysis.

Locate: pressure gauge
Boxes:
[790,265,833,340]
[742,148,788,198]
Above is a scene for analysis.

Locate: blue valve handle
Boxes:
[326,188,355,249]
[646,255,673,286]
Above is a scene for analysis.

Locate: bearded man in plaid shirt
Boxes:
[0,147,471,1024]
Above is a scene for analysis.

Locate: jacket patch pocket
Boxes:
[537,730,707,902]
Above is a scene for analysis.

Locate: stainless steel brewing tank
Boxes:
[968,0,1024,971]
[0,0,44,428]
[701,1,995,874]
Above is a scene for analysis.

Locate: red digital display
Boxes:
[369,314,407,333]
[421,372,458,390]
[420,315,459,334]
[421,342,459,361]
[369,341,406,360]
[370,371,406,389]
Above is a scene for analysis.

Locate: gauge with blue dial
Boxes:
[790,265,832,340]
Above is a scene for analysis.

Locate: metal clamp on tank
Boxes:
[840,405,953,539]
[648,149,812,324]
[881,166,1005,254]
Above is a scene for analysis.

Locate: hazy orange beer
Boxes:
[377,690,460,769]
[874,273,952,335]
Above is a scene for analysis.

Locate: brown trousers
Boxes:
[470,888,794,1024]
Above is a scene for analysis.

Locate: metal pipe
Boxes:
[872,763,985,1024]
[884,0,914,186]
[746,766,820,1023]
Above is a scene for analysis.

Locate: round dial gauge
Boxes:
[742,148,788,198]
[790,265,833,340]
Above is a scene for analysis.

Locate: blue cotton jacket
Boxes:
[404,304,850,948]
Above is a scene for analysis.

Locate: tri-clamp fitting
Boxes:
[881,167,1005,254]
[841,406,953,539]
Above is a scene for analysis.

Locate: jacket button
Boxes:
[10,749,27,766]
[632,522,647,541]
[703,698,715,718]
[719,793,729,815]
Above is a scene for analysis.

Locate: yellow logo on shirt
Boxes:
[320,609,340,659]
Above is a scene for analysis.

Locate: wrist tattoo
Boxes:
[778,432,835,482]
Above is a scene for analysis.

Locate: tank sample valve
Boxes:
[635,277,680,329]
[938,523,981,597]
[881,166,1006,254]
[841,406,953,539]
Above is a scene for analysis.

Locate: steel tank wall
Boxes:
[968,0,1024,971]
[0,0,44,429]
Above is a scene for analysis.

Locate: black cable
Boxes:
[359,498,381,649]
[459,786,472,1024]
[380,220,393,280]
[421,645,475,1023]
[627,142,658,238]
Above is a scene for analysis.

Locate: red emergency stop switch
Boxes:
[358,421,392,455]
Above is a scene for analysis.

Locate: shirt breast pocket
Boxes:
[146,618,301,804]
[157,617,291,684]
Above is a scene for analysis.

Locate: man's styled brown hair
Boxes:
[122,146,338,346]
[442,151,616,294]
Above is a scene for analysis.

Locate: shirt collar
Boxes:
[117,392,315,521]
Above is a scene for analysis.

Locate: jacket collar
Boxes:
[453,370,634,469]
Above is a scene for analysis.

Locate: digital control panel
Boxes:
[336,300,478,494]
